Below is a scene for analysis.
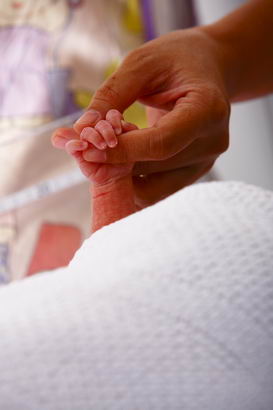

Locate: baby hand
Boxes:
[53,110,138,185]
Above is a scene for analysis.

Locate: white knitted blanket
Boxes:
[0,181,272,410]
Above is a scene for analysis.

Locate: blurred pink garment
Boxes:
[0,26,51,117]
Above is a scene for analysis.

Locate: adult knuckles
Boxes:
[219,131,229,153]
[93,81,121,109]
[209,131,229,157]
[209,94,230,154]
[212,96,230,126]
[125,45,155,70]
[197,83,230,123]
[209,88,230,124]
[123,46,162,88]
[202,159,216,174]
[199,86,230,154]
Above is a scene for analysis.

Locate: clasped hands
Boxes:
[52,28,230,208]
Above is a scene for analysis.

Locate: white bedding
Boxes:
[0,181,272,410]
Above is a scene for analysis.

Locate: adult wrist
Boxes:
[198,24,238,102]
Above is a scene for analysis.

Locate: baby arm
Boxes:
[52,110,138,233]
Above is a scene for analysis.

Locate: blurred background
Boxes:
[0,0,272,283]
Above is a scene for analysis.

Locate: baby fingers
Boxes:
[95,120,118,148]
[105,109,138,133]
[65,139,88,155]
[106,109,123,135]
[80,120,118,149]
[72,151,100,180]
[51,127,80,149]
[81,127,107,150]
[65,144,100,181]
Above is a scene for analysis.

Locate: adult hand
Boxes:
[54,28,230,207]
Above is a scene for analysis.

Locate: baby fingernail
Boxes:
[108,139,118,148]
[52,135,67,148]
[65,140,88,154]
[70,140,88,149]
[84,149,107,162]
[99,142,107,150]
[75,110,100,126]
[79,141,88,149]
[115,126,122,135]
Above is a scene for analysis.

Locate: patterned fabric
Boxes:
[0,0,145,281]
[0,181,272,409]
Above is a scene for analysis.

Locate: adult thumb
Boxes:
[74,52,150,134]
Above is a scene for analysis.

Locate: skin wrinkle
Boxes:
[53,0,273,207]
[53,110,137,232]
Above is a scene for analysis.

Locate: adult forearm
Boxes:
[202,0,273,102]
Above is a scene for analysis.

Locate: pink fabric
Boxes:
[27,223,82,276]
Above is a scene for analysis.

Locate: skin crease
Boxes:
[52,110,138,233]
[53,0,273,208]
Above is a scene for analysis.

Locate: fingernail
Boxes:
[52,135,67,148]
[76,140,89,150]
[66,140,88,149]
[99,142,107,150]
[65,140,88,154]
[114,127,122,136]
[81,127,93,141]
[83,149,107,162]
[108,140,118,148]
[75,110,100,126]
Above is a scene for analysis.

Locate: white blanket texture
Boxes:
[0,181,272,409]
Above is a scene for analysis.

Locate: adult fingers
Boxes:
[82,88,227,164]
[73,49,152,134]
[81,103,189,163]
[133,161,214,209]
[133,130,229,175]
[81,126,160,163]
